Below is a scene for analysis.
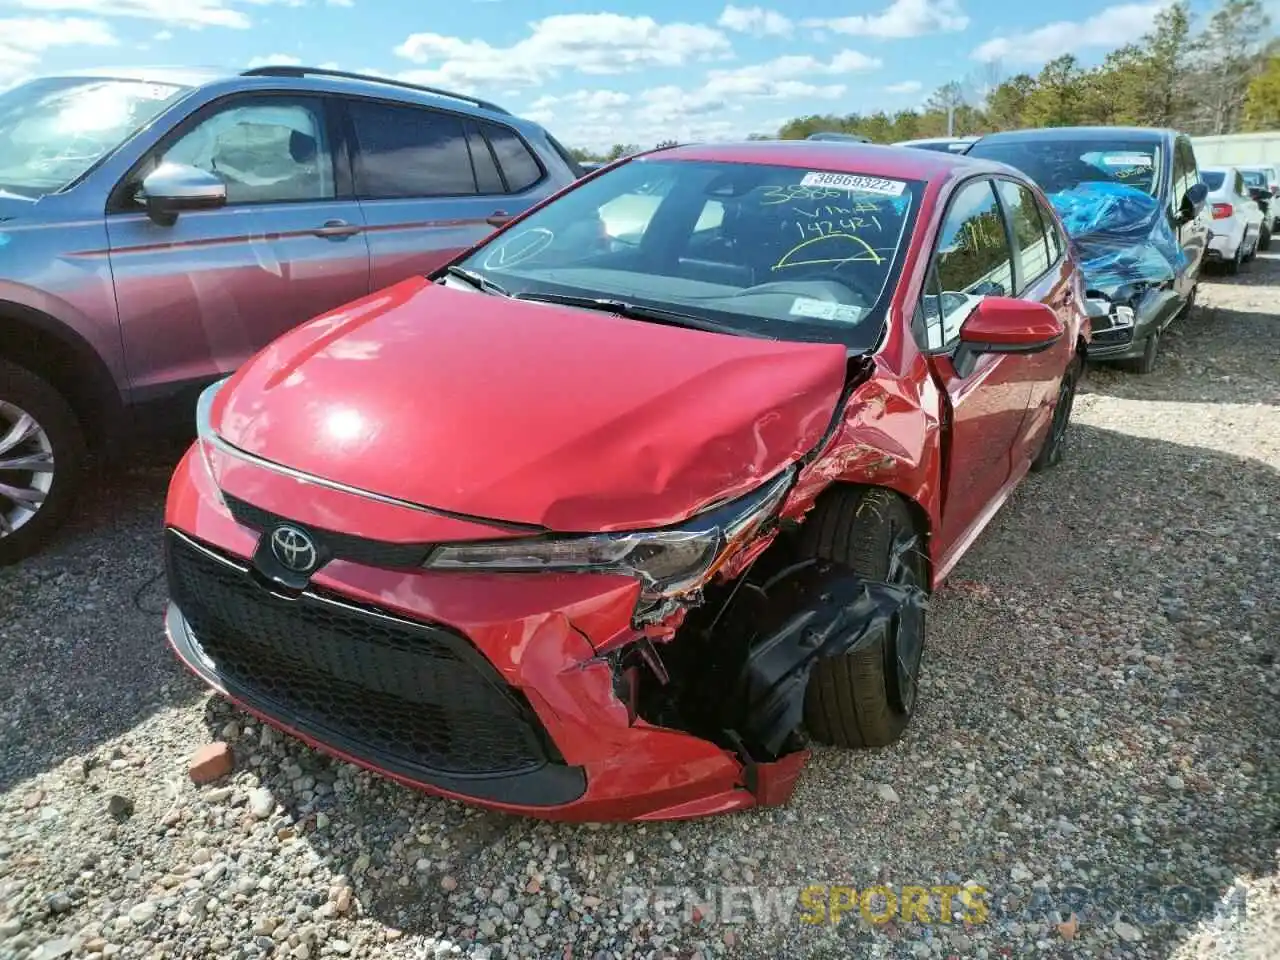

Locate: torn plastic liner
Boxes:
[668,544,927,762]
[1046,182,1187,296]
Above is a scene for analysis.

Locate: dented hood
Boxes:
[213,277,849,532]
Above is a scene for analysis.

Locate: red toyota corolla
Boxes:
[164,142,1089,821]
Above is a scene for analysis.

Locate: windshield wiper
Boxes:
[512,292,765,338]
[440,265,510,297]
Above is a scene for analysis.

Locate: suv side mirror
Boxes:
[953,296,1064,377]
[1178,181,1209,224]
[139,163,227,225]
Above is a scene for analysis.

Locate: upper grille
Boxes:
[165,530,559,782]
[223,493,432,569]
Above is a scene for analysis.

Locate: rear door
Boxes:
[342,98,557,290]
[916,177,1036,555]
[106,93,372,396]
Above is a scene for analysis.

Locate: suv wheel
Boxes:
[801,487,928,749]
[0,360,87,565]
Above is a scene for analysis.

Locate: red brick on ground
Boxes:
[188,742,234,784]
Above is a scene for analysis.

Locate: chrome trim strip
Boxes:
[194,379,547,533]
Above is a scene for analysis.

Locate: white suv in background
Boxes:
[1201,166,1264,273]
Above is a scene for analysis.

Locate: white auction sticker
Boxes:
[799,171,907,196]
[1101,153,1152,166]
[789,298,864,323]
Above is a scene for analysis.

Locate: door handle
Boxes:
[486,211,512,227]
[313,219,362,238]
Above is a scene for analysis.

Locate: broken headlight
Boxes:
[424,468,794,599]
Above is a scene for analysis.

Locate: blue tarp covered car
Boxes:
[965,127,1210,374]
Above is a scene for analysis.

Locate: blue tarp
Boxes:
[1045,181,1187,296]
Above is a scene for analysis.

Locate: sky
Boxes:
[0,0,1257,151]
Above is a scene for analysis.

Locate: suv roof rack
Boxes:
[240,65,511,115]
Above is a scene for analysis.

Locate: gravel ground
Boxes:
[2,254,1277,960]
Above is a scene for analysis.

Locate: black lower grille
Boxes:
[165,530,581,800]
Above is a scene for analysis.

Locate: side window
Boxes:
[348,101,476,199]
[465,125,503,195]
[995,180,1051,293]
[1169,141,1189,218]
[158,97,333,204]
[1041,199,1065,263]
[479,121,543,193]
[920,179,1015,351]
[1234,171,1245,197]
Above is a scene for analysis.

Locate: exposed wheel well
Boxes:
[804,480,935,590]
[0,305,122,453]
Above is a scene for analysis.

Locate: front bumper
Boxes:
[163,445,807,821]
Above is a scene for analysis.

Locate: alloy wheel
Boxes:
[0,401,55,539]
[1044,362,1079,464]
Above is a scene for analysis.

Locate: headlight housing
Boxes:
[195,376,233,491]
[424,468,795,600]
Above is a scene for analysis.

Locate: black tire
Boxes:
[0,360,87,565]
[800,486,928,749]
[1260,225,1272,252]
[1225,243,1243,275]
[1031,353,1081,472]
[1123,326,1161,375]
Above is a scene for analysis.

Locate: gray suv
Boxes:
[0,65,582,563]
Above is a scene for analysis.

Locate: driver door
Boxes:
[106,94,371,399]
[917,178,1036,560]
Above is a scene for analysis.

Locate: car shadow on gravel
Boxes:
[0,433,203,792]
[190,420,1279,958]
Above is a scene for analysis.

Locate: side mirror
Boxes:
[1178,181,1208,224]
[1248,187,1269,203]
[138,162,226,225]
[953,296,1064,377]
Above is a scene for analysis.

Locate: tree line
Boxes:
[571,0,1277,161]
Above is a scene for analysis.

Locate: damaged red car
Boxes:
[163,142,1089,821]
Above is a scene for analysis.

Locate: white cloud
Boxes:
[972,2,1169,64]
[394,13,731,88]
[529,52,882,152]
[0,16,116,84]
[885,80,924,94]
[805,0,969,39]
[717,4,793,37]
[152,28,173,39]
[9,0,252,29]
[247,53,302,68]
[326,0,352,6]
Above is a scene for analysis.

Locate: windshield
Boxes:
[1202,170,1226,191]
[966,139,1164,198]
[453,158,923,349]
[0,76,192,197]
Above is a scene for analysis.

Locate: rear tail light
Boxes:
[1211,202,1233,220]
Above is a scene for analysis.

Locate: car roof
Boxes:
[970,126,1177,145]
[895,136,980,146]
[36,64,522,125]
[649,140,1012,183]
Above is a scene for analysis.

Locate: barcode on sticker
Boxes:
[799,172,906,196]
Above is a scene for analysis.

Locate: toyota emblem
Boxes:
[270,525,318,573]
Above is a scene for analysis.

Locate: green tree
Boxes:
[1193,0,1272,133]
[604,143,640,161]
[985,74,1036,130]
[1140,2,1195,127]
[1242,54,1280,129]
[1022,55,1085,127]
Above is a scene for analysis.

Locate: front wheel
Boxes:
[1260,224,1272,252]
[0,360,87,565]
[801,487,928,749]
[1123,326,1161,375]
